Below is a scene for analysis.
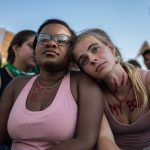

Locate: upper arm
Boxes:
[97,114,120,150]
[99,114,115,142]
[75,73,104,148]
[0,80,15,144]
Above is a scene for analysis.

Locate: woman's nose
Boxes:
[90,56,98,65]
[45,40,58,49]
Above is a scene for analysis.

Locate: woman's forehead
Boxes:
[76,36,100,49]
[74,37,96,57]
[78,36,99,46]
[79,36,98,43]
[40,24,71,36]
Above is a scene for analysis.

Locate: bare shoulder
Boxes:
[69,71,104,147]
[8,75,33,89]
[70,71,104,103]
[70,70,98,84]
[0,75,35,120]
[2,75,35,102]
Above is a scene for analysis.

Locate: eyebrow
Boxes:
[87,43,97,51]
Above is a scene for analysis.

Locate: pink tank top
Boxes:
[105,70,150,150]
[7,73,77,150]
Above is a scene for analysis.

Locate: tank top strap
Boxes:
[59,72,70,90]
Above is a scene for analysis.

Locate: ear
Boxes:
[12,45,19,56]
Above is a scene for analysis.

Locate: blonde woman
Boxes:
[72,28,150,150]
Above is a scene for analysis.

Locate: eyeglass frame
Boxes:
[36,33,71,46]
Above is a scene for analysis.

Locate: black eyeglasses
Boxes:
[37,33,71,46]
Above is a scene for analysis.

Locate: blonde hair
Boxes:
[73,28,148,110]
[121,62,148,110]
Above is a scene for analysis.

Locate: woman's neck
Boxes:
[39,69,67,83]
[103,65,129,93]
[13,62,32,72]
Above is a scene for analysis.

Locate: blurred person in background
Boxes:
[137,41,150,70]
[0,30,37,150]
[127,59,141,69]
[0,30,38,98]
[142,50,150,69]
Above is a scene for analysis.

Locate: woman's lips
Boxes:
[95,62,106,72]
[43,49,59,56]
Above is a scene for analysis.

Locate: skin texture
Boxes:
[73,35,150,150]
[0,23,104,150]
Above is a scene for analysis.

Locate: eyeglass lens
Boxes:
[37,33,70,45]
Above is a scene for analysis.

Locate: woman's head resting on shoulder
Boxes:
[72,28,148,110]
[72,28,122,80]
[33,19,76,72]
